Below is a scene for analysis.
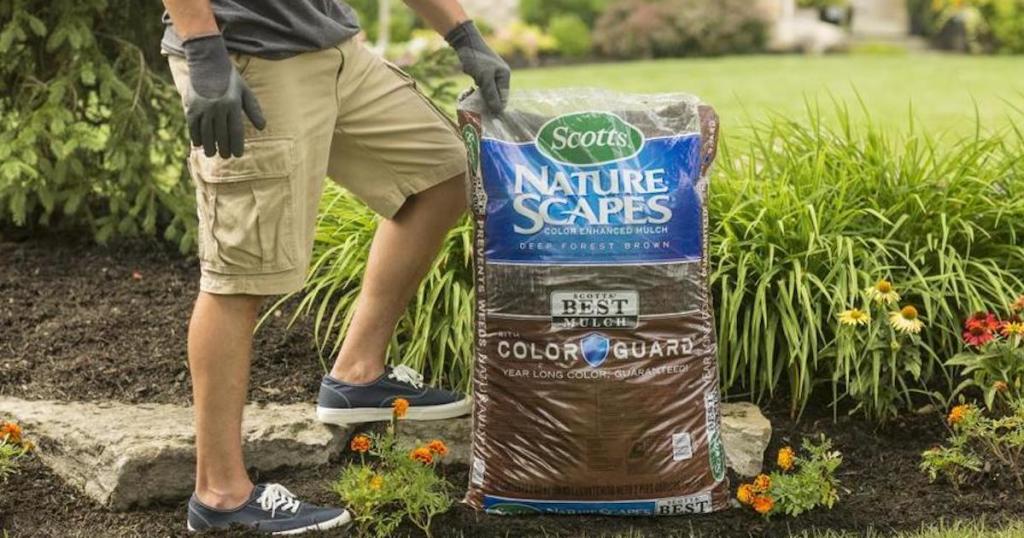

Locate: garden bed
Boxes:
[4,235,1024,537]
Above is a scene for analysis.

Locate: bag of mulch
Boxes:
[457,89,728,516]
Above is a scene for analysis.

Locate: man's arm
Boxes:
[163,0,219,39]
[404,0,510,113]
[402,0,468,35]
[163,0,265,158]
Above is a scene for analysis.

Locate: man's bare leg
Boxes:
[189,292,263,509]
[329,174,467,383]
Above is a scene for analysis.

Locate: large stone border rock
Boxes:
[1,397,770,510]
[0,397,350,510]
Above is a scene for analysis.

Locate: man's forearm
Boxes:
[163,0,220,39]
[402,0,468,36]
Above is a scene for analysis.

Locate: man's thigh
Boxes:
[327,40,468,220]
[168,49,342,296]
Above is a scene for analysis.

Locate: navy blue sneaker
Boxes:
[316,365,471,424]
[187,483,351,535]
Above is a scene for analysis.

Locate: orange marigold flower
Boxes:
[369,475,384,490]
[752,495,775,515]
[752,474,772,492]
[427,439,448,457]
[1011,295,1024,313]
[777,447,796,472]
[392,398,410,419]
[0,421,22,443]
[948,404,971,426]
[350,434,371,453]
[410,446,434,465]
[995,381,1010,393]
[736,484,756,505]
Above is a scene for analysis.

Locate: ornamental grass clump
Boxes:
[921,399,1024,490]
[333,399,453,538]
[713,108,1024,418]
[0,420,33,483]
[946,296,1024,411]
[830,278,934,422]
[736,435,842,519]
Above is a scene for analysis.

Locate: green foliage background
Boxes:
[0,0,195,250]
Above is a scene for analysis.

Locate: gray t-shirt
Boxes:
[162,0,361,59]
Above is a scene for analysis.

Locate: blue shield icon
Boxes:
[580,333,610,368]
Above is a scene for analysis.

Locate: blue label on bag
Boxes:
[480,120,703,265]
[482,492,713,516]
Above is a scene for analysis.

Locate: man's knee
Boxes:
[401,172,468,221]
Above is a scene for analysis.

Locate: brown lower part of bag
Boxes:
[465,315,728,510]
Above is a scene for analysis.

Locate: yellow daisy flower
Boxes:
[889,305,924,335]
[868,279,901,305]
[839,308,871,327]
[1003,322,1024,337]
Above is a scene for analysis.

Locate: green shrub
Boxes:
[925,0,1024,53]
[346,0,418,44]
[548,14,593,58]
[593,0,769,59]
[519,0,609,27]
[0,0,195,251]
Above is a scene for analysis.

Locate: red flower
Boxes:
[966,312,1001,332]
[964,324,995,347]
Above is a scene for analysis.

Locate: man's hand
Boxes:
[444,21,510,114]
[183,34,266,158]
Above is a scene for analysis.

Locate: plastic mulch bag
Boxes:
[457,89,728,516]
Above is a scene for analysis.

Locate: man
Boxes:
[161,0,509,533]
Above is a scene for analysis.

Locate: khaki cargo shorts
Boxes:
[167,39,468,296]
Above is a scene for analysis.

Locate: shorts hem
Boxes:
[199,271,306,296]
[373,160,468,219]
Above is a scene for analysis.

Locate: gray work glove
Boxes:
[445,20,510,114]
[182,34,266,158]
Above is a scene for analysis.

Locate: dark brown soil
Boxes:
[0,233,323,406]
[3,235,1024,537]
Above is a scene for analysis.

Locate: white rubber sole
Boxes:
[316,397,472,425]
[186,510,352,535]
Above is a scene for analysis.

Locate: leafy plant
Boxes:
[947,300,1024,411]
[488,21,557,65]
[333,399,454,538]
[548,14,593,58]
[0,0,195,251]
[928,0,1024,53]
[593,0,769,59]
[0,421,32,483]
[828,279,936,422]
[519,0,610,27]
[736,436,842,518]
[921,400,1024,489]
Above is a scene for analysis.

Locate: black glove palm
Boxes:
[445,21,511,114]
[183,34,266,158]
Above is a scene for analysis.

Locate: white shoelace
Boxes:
[388,364,424,389]
[257,484,301,518]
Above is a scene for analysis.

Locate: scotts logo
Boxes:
[536,112,645,166]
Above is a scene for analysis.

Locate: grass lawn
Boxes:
[512,53,1024,139]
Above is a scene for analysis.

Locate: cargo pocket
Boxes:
[188,137,297,275]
